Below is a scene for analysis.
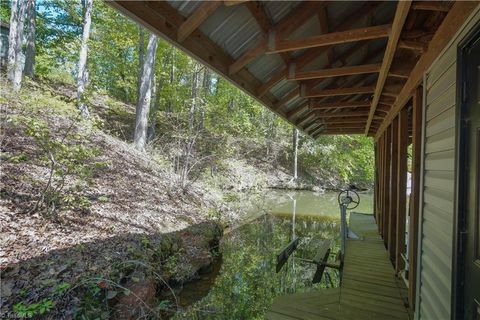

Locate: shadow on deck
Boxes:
[266,213,412,320]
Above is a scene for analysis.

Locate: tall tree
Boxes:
[7,0,19,82]
[292,128,299,181]
[23,0,36,78]
[181,62,203,187]
[136,27,145,99]
[77,0,93,118]
[8,0,26,91]
[134,32,158,152]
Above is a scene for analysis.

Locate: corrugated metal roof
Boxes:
[200,5,263,59]
[263,1,300,25]
[168,0,202,17]
[113,0,452,137]
[270,79,297,100]
[246,54,283,83]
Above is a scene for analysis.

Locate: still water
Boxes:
[173,190,373,319]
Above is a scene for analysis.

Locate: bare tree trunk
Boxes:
[198,68,210,129]
[147,74,163,142]
[136,27,145,100]
[7,0,19,82]
[181,63,201,187]
[23,0,36,78]
[292,128,299,181]
[77,0,93,118]
[166,47,175,113]
[134,33,158,152]
[8,0,26,91]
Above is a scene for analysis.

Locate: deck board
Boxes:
[267,213,411,320]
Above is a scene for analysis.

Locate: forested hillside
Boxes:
[1,1,374,318]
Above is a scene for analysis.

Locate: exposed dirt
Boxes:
[0,78,226,317]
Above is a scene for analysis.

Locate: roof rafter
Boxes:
[302,85,375,98]
[177,1,222,42]
[256,2,380,97]
[288,63,381,81]
[411,1,451,12]
[375,1,478,139]
[224,1,248,7]
[365,1,412,134]
[310,100,371,110]
[267,24,391,54]
[229,1,325,75]
[316,110,370,118]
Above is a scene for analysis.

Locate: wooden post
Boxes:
[396,106,408,273]
[374,142,378,222]
[409,87,422,310]
[383,127,391,247]
[379,134,384,234]
[388,117,399,261]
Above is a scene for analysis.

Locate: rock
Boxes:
[113,274,156,320]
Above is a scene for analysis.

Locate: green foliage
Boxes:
[28,0,375,190]
[299,135,374,187]
[10,112,104,215]
[13,299,55,318]
[52,282,71,295]
[0,0,11,23]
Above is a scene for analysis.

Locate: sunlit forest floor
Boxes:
[0,76,312,318]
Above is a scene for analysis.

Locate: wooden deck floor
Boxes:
[266,213,411,320]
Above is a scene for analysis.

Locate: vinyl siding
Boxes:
[416,8,480,320]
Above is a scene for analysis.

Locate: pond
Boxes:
[172,190,373,319]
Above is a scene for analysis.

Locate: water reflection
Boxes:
[173,191,373,319]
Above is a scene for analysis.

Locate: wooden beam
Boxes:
[286,102,309,118]
[316,111,370,118]
[245,1,270,33]
[177,1,221,42]
[375,138,382,231]
[257,2,379,97]
[389,64,412,79]
[396,106,408,274]
[245,2,291,66]
[318,6,334,65]
[321,124,366,130]
[383,84,404,97]
[288,63,381,81]
[376,1,479,139]
[274,1,327,38]
[303,85,375,98]
[310,100,371,110]
[398,40,427,53]
[388,117,399,261]
[378,134,385,234]
[411,1,451,12]
[224,0,247,6]
[365,1,411,135]
[268,24,391,54]
[314,130,364,137]
[274,88,299,109]
[229,39,266,75]
[257,69,286,97]
[382,125,391,246]
[229,2,322,77]
[409,87,422,310]
[315,117,369,124]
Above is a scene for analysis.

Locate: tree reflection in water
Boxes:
[174,210,341,319]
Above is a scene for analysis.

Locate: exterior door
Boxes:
[461,28,480,319]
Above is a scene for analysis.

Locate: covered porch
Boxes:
[109,1,480,319]
[267,212,411,320]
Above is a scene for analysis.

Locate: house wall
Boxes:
[416,7,480,320]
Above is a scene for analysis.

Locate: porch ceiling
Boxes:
[109,1,477,139]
